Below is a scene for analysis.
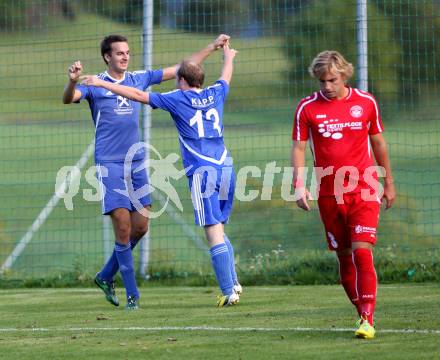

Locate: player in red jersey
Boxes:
[291,50,396,339]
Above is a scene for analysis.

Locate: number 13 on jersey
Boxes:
[189,109,222,138]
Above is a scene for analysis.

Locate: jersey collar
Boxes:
[104,71,126,83]
[319,86,352,102]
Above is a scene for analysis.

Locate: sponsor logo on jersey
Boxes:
[114,95,133,115]
[317,118,363,140]
[350,105,363,118]
[316,114,327,119]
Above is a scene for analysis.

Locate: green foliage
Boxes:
[175,0,241,34]
[252,0,304,34]
[283,0,401,101]
[0,258,94,288]
[167,0,299,35]
[2,246,439,288]
[237,246,440,285]
[0,0,75,31]
[374,0,440,98]
[0,0,35,31]
[80,0,161,25]
[80,0,139,24]
[172,0,309,36]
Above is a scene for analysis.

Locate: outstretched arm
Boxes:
[80,76,150,104]
[370,133,396,209]
[62,60,83,104]
[161,34,230,81]
[220,43,237,85]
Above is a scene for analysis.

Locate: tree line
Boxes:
[2,0,439,101]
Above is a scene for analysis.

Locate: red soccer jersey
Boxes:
[292,87,384,197]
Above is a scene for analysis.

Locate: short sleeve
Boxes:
[292,100,310,141]
[215,79,229,99]
[133,69,163,90]
[75,84,91,102]
[366,94,384,135]
[149,90,179,114]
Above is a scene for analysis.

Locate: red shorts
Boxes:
[317,192,380,251]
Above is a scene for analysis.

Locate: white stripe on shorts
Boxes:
[195,174,205,226]
[96,164,106,214]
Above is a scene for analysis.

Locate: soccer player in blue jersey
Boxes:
[62,34,230,309]
[81,43,241,306]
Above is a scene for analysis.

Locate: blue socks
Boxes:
[99,236,238,300]
[98,238,140,281]
[210,243,234,295]
[114,242,139,300]
[224,234,238,284]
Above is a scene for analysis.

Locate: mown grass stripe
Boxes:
[1,326,439,335]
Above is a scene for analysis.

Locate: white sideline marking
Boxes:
[0,326,439,335]
[0,142,95,272]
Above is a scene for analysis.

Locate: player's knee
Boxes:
[337,248,352,257]
[131,217,149,239]
[352,241,373,251]
[131,223,148,240]
[114,223,131,243]
[111,215,131,242]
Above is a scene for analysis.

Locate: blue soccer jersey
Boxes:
[149,80,230,175]
[76,69,163,163]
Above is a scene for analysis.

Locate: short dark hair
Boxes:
[177,60,205,88]
[100,35,128,64]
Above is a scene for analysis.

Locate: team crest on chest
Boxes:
[350,105,363,118]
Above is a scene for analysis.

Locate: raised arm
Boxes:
[62,60,83,104]
[161,34,230,81]
[370,133,396,209]
[220,43,237,85]
[292,140,312,211]
[80,76,150,104]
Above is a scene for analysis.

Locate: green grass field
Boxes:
[1,284,439,359]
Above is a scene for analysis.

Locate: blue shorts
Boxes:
[96,160,152,215]
[188,166,235,226]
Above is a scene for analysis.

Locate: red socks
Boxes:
[337,254,360,315]
[353,248,377,324]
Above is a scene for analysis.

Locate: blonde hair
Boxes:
[308,50,354,80]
